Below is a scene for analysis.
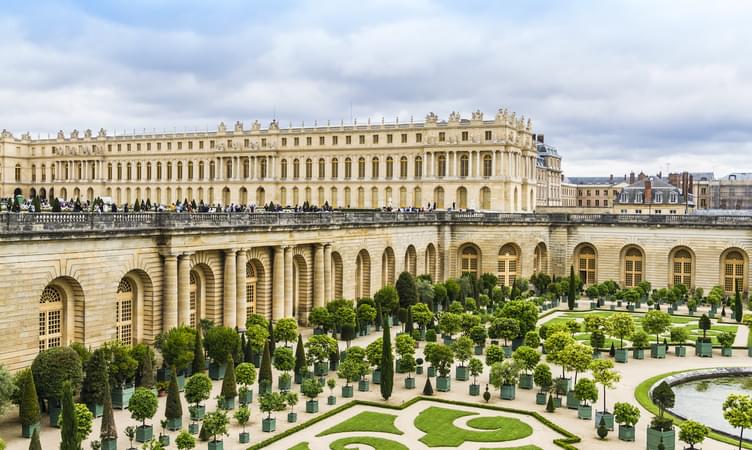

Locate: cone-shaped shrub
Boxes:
[59,381,78,450]
[405,307,414,334]
[259,341,272,390]
[81,348,108,406]
[422,377,433,396]
[192,324,206,374]
[567,266,576,310]
[28,428,42,450]
[221,355,237,400]
[100,376,117,441]
[165,368,182,421]
[546,393,556,412]
[140,347,156,389]
[380,324,394,400]
[268,321,276,355]
[19,369,40,428]
[295,334,306,378]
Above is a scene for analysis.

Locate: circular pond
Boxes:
[671,375,752,437]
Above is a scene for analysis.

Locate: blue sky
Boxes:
[1,0,751,177]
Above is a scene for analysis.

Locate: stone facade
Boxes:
[0,109,540,212]
[1,211,751,371]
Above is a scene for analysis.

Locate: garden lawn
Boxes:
[317,411,403,436]
[288,443,311,450]
[415,406,532,447]
[480,447,542,450]
[329,436,409,450]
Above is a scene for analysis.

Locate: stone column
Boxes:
[177,253,192,325]
[223,249,237,328]
[323,243,332,302]
[272,246,285,320]
[284,246,293,317]
[236,249,247,331]
[162,254,178,332]
[313,244,325,308]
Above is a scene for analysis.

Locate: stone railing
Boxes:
[0,211,750,234]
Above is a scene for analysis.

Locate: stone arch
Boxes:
[574,243,598,287]
[720,247,749,293]
[458,243,481,278]
[434,186,445,209]
[60,187,68,200]
[190,255,220,325]
[331,251,344,300]
[246,248,272,319]
[355,249,371,299]
[619,245,645,288]
[256,187,265,205]
[668,246,695,288]
[382,247,396,286]
[116,270,153,345]
[39,187,47,200]
[239,187,248,205]
[292,253,311,323]
[425,243,437,281]
[456,186,468,209]
[29,187,37,199]
[39,276,85,349]
[498,243,521,287]
[222,187,231,205]
[480,186,491,210]
[404,245,417,276]
[534,242,548,274]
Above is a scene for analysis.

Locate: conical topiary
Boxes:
[140,347,156,389]
[59,381,78,450]
[597,416,608,439]
[243,336,253,363]
[482,385,491,403]
[567,266,576,310]
[609,343,615,357]
[81,348,108,407]
[221,355,237,400]
[192,324,206,374]
[546,393,555,412]
[19,369,40,429]
[165,368,182,422]
[198,422,209,441]
[28,428,42,450]
[422,377,433,396]
[268,321,276,355]
[294,335,306,379]
[380,323,393,401]
[405,307,414,334]
[259,341,272,391]
[100,376,117,441]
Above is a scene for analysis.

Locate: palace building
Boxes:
[0,109,542,212]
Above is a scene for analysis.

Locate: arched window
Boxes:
[355,250,371,298]
[357,187,365,208]
[209,161,215,180]
[434,186,445,209]
[198,161,204,180]
[413,187,422,207]
[293,187,299,205]
[460,245,479,277]
[399,187,407,208]
[146,162,152,181]
[344,158,352,179]
[116,279,134,345]
[414,156,423,178]
[189,271,199,327]
[672,249,692,287]
[126,162,132,180]
[14,164,21,182]
[456,186,468,209]
[723,250,745,293]
[498,244,518,286]
[480,187,491,210]
[624,247,643,288]
[293,158,301,179]
[279,187,287,206]
[382,247,396,286]
[437,154,447,177]
[225,159,232,179]
[246,263,256,317]
[136,162,142,180]
[187,161,193,180]
[460,154,469,177]
[177,162,183,180]
[166,162,173,180]
[371,157,379,178]
[386,157,394,178]
[371,187,379,207]
[318,187,325,205]
[243,159,249,178]
[385,187,393,206]
[400,156,408,178]
[577,245,597,286]
[318,158,325,178]
[483,154,492,177]
[259,158,267,178]
[330,187,338,208]
[305,158,312,179]
[117,163,123,180]
[534,243,548,273]
[281,159,288,179]
[330,158,339,179]
[358,157,365,178]
[39,286,63,350]
[331,252,344,300]
[405,245,417,276]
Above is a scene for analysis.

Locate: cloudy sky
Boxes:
[1,0,751,177]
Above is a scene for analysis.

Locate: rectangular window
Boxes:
[372,135,379,144]
[346,135,352,144]
[416,133,422,143]
[177,142,182,150]
[485,130,492,140]
[294,137,300,146]
[332,136,338,145]
[157,142,162,150]
[117,144,122,151]
[438,132,446,142]
[209,140,214,148]
[245,139,250,148]
[401,133,408,143]
[282,137,287,146]
[167,142,172,150]
[319,136,325,145]
[199,141,204,149]
[137,143,141,151]
[359,135,365,144]
[461,131,468,141]
[306,137,312,146]
[188,141,193,150]
[387,134,393,144]
[147,143,151,151]
[261,138,266,147]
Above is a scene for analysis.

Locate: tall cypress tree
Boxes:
[567,266,576,310]
[405,307,414,334]
[192,324,206,373]
[259,341,272,391]
[734,290,743,323]
[243,336,253,363]
[294,334,306,380]
[100,376,117,442]
[221,354,237,401]
[165,368,182,423]
[59,381,78,450]
[268,320,276,355]
[19,369,40,430]
[380,325,394,400]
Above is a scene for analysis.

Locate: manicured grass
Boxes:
[468,416,512,430]
[318,411,403,436]
[480,446,542,450]
[329,436,409,450]
[288,443,311,450]
[415,406,533,447]
[635,370,752,450]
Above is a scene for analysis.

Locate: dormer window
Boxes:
[635,192,643,203]
[654,192,663,203]
[619,192,628,203]
[669,192,678,203]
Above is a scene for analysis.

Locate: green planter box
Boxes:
[86,402,103,418]
[650,343,666,359]
[503,346,512,358]
[469,384,480,396]
[747,347,752,357]
[222,397,235,410]
[395,359,406,374]
[632,349,645,360]
[135,425,153,443]
[590,301,597,309]
[259,382,272,395]
[722,347,733,357]
[675,345,686,357]
[314,362,328,376]
[610,305,616,310]
[239,431,250,444]
[416,366,424,375]
[618,424,635,441]
[278,376,291,391]
[372,369,381,385]
[427,366,436,377]
[239,389,253,405]
[177,373,186,392]
[536,392,547,405]
[646,427,675,450]
[566,390,579,409]
[437,376,451,392]
[101,438,117,450]
[615,348,629,363]
[208,362,227,380]
[305,399,319,413]
[501,384,515,400]
[329,359,339,371]
[627,305,635,312]
[159,435,170,446]
[21,422,40,438]
[313,327,326,335]
[208,439,224,450]
[327,395,336,405]
[553,397,562,408]
[555,377,571,395]
[287,412,297,423]
[405,377,416,389]
[578,404,592,420]
[594,412,614,431]
[262,418,276,432]
[189,423,199,434]
[697,341,713,357]
[518,374,533,390]
[341,385,354,397]
[111,384,135,410]
[167,417,182,430]
[294,372,303,384]
[474,345,484,355]
[358,380,370,392]
[48,399,61,427]
[190,404,206,420]
[455,366,469,381]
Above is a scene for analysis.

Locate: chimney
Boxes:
[537,134,545,143]
[609,174,614,182]
[644,179,652,204]
[629,172,635,184]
